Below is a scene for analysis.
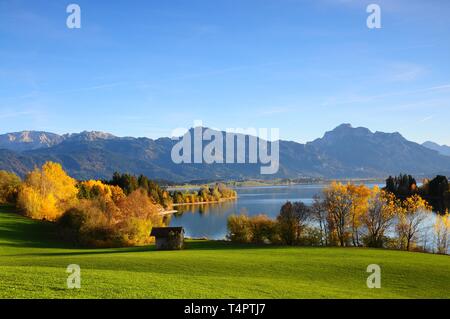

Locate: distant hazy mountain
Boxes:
[307,123,450,177]
[62,131,119,142]
[0,131,64,152]
[422,141,450,157]
[1,124,449,181]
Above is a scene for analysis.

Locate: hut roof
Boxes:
[150,227,184,237]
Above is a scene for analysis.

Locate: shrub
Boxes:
[58,207,87,230]
[58,199,117,246]
[57,207,88,243]
[116,217,154,246]
[227,214,252,243]
[227,214,279,244]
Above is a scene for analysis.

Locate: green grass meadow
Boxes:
[0,205,449,299]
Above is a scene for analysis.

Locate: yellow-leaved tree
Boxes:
[18,162,78,220]
[396,194,432,251]
[323,182,354,247]
[434,211,449,254]
[0,170,21,204]
[77,180,125,204]
[346,183,371,247]
[362,186,400,247]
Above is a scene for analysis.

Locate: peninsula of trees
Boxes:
[0,162,236,247]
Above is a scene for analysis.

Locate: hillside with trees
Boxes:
[0,163,237,247]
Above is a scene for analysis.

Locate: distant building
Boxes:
[150,227,184,250]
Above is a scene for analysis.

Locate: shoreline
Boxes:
[158,197,238,215]
[172,197,237,207]
[167,178,386,190]
[158,209,178,216]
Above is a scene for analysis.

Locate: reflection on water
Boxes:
[168,184,349,239]
[168,183,438,240]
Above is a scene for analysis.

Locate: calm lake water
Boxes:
[168,183,387,239]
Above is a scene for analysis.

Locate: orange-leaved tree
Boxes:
[115,189,162,245]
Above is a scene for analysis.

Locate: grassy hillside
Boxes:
[0,206,449,299]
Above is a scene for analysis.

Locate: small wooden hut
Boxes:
[150,227,184,250]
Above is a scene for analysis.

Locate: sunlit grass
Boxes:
[0,206,448,299]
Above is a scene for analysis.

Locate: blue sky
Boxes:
[1,0,450,144]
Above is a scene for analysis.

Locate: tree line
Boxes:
[228,182,449,254]
[0,162,238,247]
[385,174,450,214]
[1,163,167,247]
[170,185,237,204]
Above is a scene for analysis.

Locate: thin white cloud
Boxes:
[386,63,426,82]
[258,107,292,116]
[0,82,127,102]
[321,83,450,106]
[0,110,36,119]
[419,115,434,123]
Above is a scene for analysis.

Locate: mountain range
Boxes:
[421,141,450,157]
[0,124,449,181]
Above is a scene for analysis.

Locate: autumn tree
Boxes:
[199,186,212,202]
[0,170,21,204]
[57,199,113,245]
[116,188,160,221]
[59,187,163,247]
[362,187,400,248]
[396,194,432,251]
[18,162,78,220]
[115,189,163,246]
[434,211,449,254]
[323,182,353,247]
[211,187,221,201]
[77,180,125,204]
[277,201,310,245]
[217,183,237,199]
[250,214,279,244]
[311,195,328,246]
[347,184,371,246]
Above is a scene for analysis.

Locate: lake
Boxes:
[168,183,386,239]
